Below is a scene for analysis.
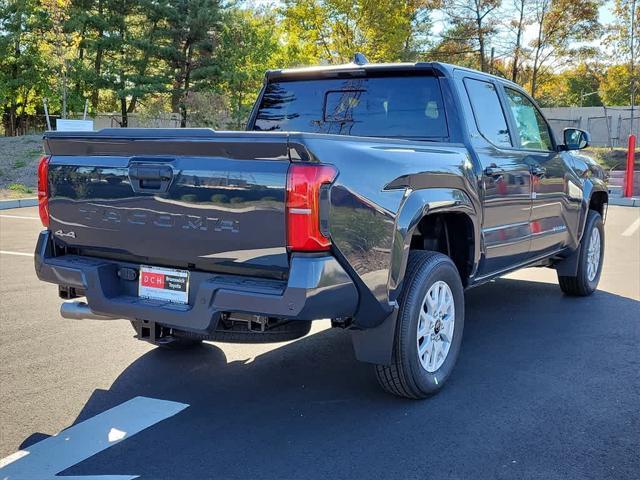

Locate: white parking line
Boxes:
[0,250,33,257]
[0,214,39,220]
[0,396,189,479]
[622,217,640,237]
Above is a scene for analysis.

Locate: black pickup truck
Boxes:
[35,59,608,399]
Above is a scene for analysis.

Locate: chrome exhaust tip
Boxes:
[60,301,116,320]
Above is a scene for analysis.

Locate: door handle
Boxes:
[129,165,173,181]
[531,165,546,177]
[128,163,174,193]
[484,166,506,177]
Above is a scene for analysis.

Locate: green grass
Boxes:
[13,159,26,168]
[8,183,33,194]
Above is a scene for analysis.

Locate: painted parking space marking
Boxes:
[622,217,640,237]
[0,251,33,257]
[0,215,40,220]
[0,396,189,480]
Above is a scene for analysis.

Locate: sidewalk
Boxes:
[609,196,640,207]
[0,197,37,210]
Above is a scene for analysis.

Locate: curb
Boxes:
[608,196,640,207]
[0,197,38,210]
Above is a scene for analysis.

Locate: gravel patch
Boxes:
[0,135,44,198]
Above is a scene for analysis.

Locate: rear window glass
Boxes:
[464,78,512,147]
[253,76,448,139]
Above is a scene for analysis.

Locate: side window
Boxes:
[504,88,553,151]
[464,78,511,147]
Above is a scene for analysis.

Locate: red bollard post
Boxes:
[624,134,636,198]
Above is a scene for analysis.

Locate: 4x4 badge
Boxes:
[54,229,76,239]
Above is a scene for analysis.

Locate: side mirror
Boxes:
[563,128,590,150]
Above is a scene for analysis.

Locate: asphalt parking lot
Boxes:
[0,205,639,479]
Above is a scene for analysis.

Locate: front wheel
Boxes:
[375,251,465,399]
[558,210,604,296]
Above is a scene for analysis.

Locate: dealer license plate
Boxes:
[138,265,189,304]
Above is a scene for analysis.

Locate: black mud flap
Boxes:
[555,244,582,276]
[350,308,398,365]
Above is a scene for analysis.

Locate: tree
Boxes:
[216,8,284,128]
[82,0,171,126]
[429,19,480,67]
[600,64,634,105]
[441,0,501,72]
[0,0,50,135]
[605,0,639,113]
[281,0,438,64]
[65,0,111,112]
[503,0,533,82]
[164,0,221,127]
[40,0,78,117]
[606,0,639,60]
[528,0,600,98]
[535,63,603,107]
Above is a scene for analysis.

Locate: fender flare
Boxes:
[576,178,608,245]
[556,179,608,276]
[351,187,479,365]
[388,187,479,302]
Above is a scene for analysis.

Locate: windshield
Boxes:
[252,75,448,139]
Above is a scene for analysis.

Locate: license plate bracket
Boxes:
[138,265,189,304]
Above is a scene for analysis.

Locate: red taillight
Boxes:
[286,164,337,251]
[37,155,50,227]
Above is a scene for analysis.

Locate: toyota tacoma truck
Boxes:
[34,59,608,399]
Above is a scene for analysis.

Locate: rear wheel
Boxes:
[375,251,465,399]
[558,210,604,296]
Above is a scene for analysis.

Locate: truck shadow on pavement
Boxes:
[44,277,639,479]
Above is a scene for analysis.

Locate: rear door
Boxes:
[498,85,572,257]
[45,132,291,279]
[457,73,533,276]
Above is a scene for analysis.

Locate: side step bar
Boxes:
[60,301,116,320]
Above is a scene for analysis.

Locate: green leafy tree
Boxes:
[0,0,50,134]
[66,0,172,125]
[600,64,634,105]
[535,63,603,107]
[164,0,221,127]
[216,8,283,128]
[281,0,437,64]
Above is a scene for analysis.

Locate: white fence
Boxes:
[541,106,640,148]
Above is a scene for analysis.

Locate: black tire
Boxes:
[558,210,604,296]
[375,251,465,399]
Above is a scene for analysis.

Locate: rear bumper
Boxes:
[34,231,358,334]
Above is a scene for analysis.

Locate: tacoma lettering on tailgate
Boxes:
[78,206,240,233]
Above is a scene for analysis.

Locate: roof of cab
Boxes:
[265,60,520,89]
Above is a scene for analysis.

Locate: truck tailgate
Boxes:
[44,130,292,278]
